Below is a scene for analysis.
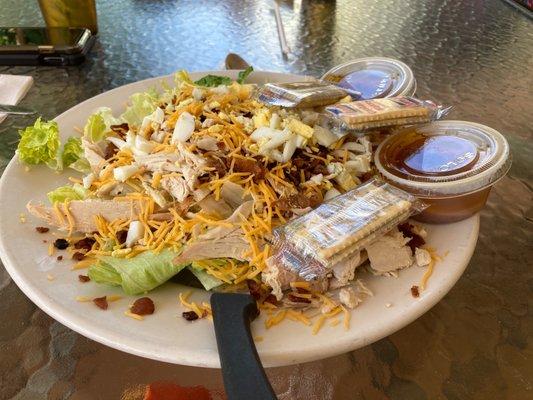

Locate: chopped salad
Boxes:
[19,69,432,330]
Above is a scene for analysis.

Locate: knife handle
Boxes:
[211,293,277,400]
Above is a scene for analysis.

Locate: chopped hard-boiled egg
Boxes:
[125,220,144,247]
[113,165,139,182]
[172,111,195,143]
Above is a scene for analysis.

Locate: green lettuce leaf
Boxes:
[175,70,192,84]
[61,137,91,173]
[237,66,254,84]
[83,113,106,143]
[194,75,232,87]
[188,264,223,290]
[47,183,88,204]
[88,248,188,295]
[17,117,61,169]
[121,89,159,127]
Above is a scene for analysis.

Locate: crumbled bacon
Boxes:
[275,194,310,211]
[72,252,85,261]
[104,142,119,159]
[287,293,311,304]
[398,223,426,254]
[35,226,49,233]
[110,123,129,138]
[74,237,96,251]
[206,156,227,176]
[410,285,420,298]
[78,275,90,283]
[56,256,63,261]
[182,311,199,321]
[130,297,155,315]
[93,296,108,310]
[246,279,262,300]
[295,287,310,294]
[263,294,278,306]
[233,158,265,182]
[116,230,128,245]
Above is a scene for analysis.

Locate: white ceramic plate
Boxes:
[0,71,479,368]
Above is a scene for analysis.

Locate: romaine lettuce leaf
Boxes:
[88,248,188,295]
[237,66,254,84]
[17,117,61,169]
[121,89,159,127]
[194,75,232,87]
[60,137,90,173]
[83,113,106,143]
[47,183,88,204]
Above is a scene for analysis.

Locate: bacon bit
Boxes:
[104,142,119,159]
[275,193,310,211]
[93,296,108,310]
[295,287,310,294]
[74,237,96,251]
[72,252,85,261]
[182,311,199,321]
[246,279,262,300]
[206,156,227,176]
[233,158,265,181]
[53,238,69,250]
[130,297,155,315]
[110,123,129,138]
[398,223,426,254]
[411,285,420,298]
[78,275,90,283]
[287,293,311,304]
[35,226,49,233]
[116,230,128,245]
[263,294,278,306]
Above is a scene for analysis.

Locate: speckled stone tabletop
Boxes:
[0,1,531,399]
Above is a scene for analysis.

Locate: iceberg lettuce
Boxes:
[61,137,90,173]
[88,248,188,295]
[189,264,223,290]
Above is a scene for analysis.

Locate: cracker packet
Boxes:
[270,178,426,281]
[256,81,354,108]
[322,96,450,132]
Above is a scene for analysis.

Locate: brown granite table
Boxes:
[0,0,531,399]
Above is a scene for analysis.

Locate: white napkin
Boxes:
[0,74,34,124]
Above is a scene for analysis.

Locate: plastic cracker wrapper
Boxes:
[322,96,450,132]
[256,81,354,108]
[270,178,427,281]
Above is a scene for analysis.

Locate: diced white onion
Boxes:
[172,111,195,143]
[269,149,284,163]
[113,165,139,182]
[125,220,144,247]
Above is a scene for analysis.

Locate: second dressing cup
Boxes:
[321,57,417,100]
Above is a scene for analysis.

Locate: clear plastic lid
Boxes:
[321,57,417,100]
[374,121,512,197]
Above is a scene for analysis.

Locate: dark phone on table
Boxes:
[0,27,95,66]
